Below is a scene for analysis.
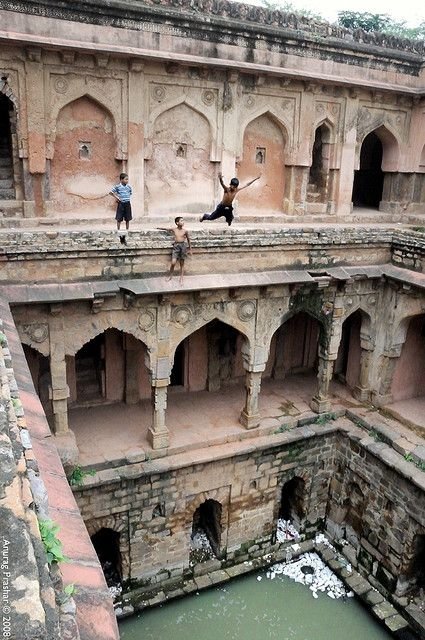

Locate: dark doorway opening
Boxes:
[409,534,425,591]
[170,341,185,387]
[75,334,105,402]
[352,132,384,208]
[279,477,305,528]
[191,499,223,560]
[0,94,15,200]
[91,528,122,586]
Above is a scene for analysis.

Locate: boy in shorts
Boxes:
[110,173,132,245]
[162,217,192,285]
[200,172,260,226]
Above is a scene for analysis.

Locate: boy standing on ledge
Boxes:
[162,217,192,285]
[110,172,132,245]
[200,172,260,226]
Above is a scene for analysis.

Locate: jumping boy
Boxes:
[162,217,192,285]
[110,173,132,245]
[200,172,261,226]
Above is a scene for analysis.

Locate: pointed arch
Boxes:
[313,117,335,144]
[356,123,400,172]
[48,91,119,151]
[237,107,291,157]
[148,96,216,157]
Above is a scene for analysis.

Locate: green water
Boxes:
[119,569,394,640]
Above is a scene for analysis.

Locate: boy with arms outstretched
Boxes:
[200,172,260,226]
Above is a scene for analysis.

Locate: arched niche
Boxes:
[190,498,223,561]
[308,122,332,204]
[391,314,425,402]
[170,319,246,394]
[68,328,150,406]
[237,112,286,213]
[91,528,123,587]
[334,309,365,390]
[265,311,321,382]
[146,102,213,214]
[50,95,120,213]
[279,476,305,530]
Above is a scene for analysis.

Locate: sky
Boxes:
[243,0,425,27]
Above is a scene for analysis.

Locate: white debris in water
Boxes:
[264,552,349,600]
[314,533,335,550]
[276,519,300,542]
[257,576,262,581]
[190,532,212,551]
[109,584,122,600]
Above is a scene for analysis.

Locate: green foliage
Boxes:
[39,520,66,564]
[369,428,384,442]
[259,0,323,20]
[0,331,6,347]
[274,424,291,434]
[404,453,425,471]
[69,465,96,487]
[64,584,76,597]
[315,412,337,425]
[337,11,425,41]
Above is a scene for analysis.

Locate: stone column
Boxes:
[128,61,145,218]
[310,354,334,414]
[353,345,373,402]
[148,380,170,450]
[370,348,401,407]
[25,49,46,216]
[48,305,69,434]
[283,166,309,214]
[240,369,263,429]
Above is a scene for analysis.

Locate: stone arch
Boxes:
[265,310,323,381]
[237,108,291,155]
[85,514,130,580]
[263,307,326,366]
[313,117,336,143]
[148,96,216,154]
[65,319,154,372]
[146,101,214,214]
[308,120,335,204]
[50,95,120,212]
[391,313,425,402]
[356,123,400,172]
[48,90,120,152]
[170,317,250,392]
[238,111,287,213]
[190,498,223,560]
[69,328,152,405]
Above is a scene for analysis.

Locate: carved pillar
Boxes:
[240,370,262,429]
[283,166,309,214]
[310,354,334,414]
[48,305,69,434]
[25,49,46,216]
[370,347,402,407]
[148,381,170,449]
[353,344,373,402]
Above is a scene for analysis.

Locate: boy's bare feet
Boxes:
[119,234,127,245]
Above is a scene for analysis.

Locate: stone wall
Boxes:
[72,414,425,633]
[0,0,424,220]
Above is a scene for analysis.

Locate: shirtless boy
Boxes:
[163,217,192,284]
[200,172,260,226]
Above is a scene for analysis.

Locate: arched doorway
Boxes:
[91,528,122,587]
[391,314,425,402]
[190,499,223,561]
[334,310,362,390]
[352,132,384,208]
[69,329,150,406]
[308,123,331,205]
[238,113,286,213]
[278,477,305,538]
[0,94,17,200]
[269,312,320,381]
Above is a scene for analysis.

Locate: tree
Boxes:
[337,10,425,41]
